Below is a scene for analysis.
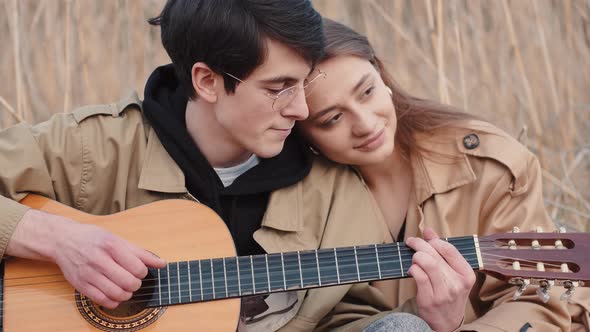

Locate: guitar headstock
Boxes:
[478,227,590,302]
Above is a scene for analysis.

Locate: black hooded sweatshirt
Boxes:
[142,65,312,256]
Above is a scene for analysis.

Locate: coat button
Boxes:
[463,133,480,149]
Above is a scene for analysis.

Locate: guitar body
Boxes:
[3,195,240,331]
[4,196,589,331]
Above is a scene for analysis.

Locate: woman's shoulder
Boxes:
[415,120,540,197]
[305,155,365,187]
[451,119,537,178]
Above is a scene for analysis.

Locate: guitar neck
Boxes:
[142,236,481,307]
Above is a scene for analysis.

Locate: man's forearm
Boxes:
[5,209,70,262]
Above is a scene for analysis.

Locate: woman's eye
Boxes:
[321,113,342,127]
[363,86,374,97]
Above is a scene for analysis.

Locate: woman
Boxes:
[298,19,587,332]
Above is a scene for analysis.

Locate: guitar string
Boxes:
[0,240,500,287]
[0,251,576,310]
[1,243,484,293]
[1,236,565,283]
[0,255,568,314]
[2,251,564,296]
[2,247,485,294]
[1,240,572,291]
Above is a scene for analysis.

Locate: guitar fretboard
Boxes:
[142,236,480,307]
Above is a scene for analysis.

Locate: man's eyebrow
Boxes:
[258,75,298,85]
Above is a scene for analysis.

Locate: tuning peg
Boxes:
[558,227,567,233]
[535,226,544,233]
[508,239,517,250]
[560,281,578,301]
[560,263,570,273]
[512,227,520,233]
[559,281,579,301]
[536,287,550,303]
[512,278,530,300]
[561,289,574,301]
[536,280,553,303]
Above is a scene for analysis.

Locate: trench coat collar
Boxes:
[411,137,477,205]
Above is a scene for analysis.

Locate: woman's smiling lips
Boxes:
[355,128,385,151]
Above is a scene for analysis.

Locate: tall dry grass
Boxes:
[1,0,589,230]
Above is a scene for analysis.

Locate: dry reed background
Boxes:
[1,0,589,231]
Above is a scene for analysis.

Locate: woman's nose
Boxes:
[351,109,377,136]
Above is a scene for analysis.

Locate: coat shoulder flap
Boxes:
[455,120,534,195]
[72,91,142,123]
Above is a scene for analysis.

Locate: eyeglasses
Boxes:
[223,69,326,112]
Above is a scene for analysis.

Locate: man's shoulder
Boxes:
[70,91,144,124]
[65,91,150,143]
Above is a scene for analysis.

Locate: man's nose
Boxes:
[281,88,309,120]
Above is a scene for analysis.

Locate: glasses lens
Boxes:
[304,69,326,97]
[273,86,298,111]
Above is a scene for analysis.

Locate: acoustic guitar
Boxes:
[2,195,588,331]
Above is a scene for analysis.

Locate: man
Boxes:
[0,1,398,330]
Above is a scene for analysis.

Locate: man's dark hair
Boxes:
[148,0,325,99]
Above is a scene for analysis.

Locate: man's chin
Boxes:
[252,141,285,159]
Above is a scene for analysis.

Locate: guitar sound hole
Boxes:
[99,269,159,317]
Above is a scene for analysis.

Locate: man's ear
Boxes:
[191,62,221,103]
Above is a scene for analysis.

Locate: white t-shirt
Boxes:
[213,154,260,187]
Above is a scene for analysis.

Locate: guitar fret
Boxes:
[317,249,337,285]
[223,258,228,298]
[282,252,300,290]
[176,262,181,301]
[237,256,253,295]
[315,250,322,286]
[199,260,204,300]
[158,268,162,306]
[296,251,318,287]
[354,246,360,281]
[188,261,192,301]
[224,257,238,297]
[166,264,171,303]
[167,262,179,304]
[281,253,287,290]
[236,256,241,295]
[137,236,481,305]
[374,244,382,279]
[297,251,303,288]
[251,255,256,293]
[211,260,216,299]
[265,254,271,292]
[334,248,340,283]
[397,242,405,277]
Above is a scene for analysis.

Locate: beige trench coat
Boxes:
[1,93,587,331]
[329,121,590,332]
[0,92,394,331]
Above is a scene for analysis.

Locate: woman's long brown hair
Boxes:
[322,18,477,158]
